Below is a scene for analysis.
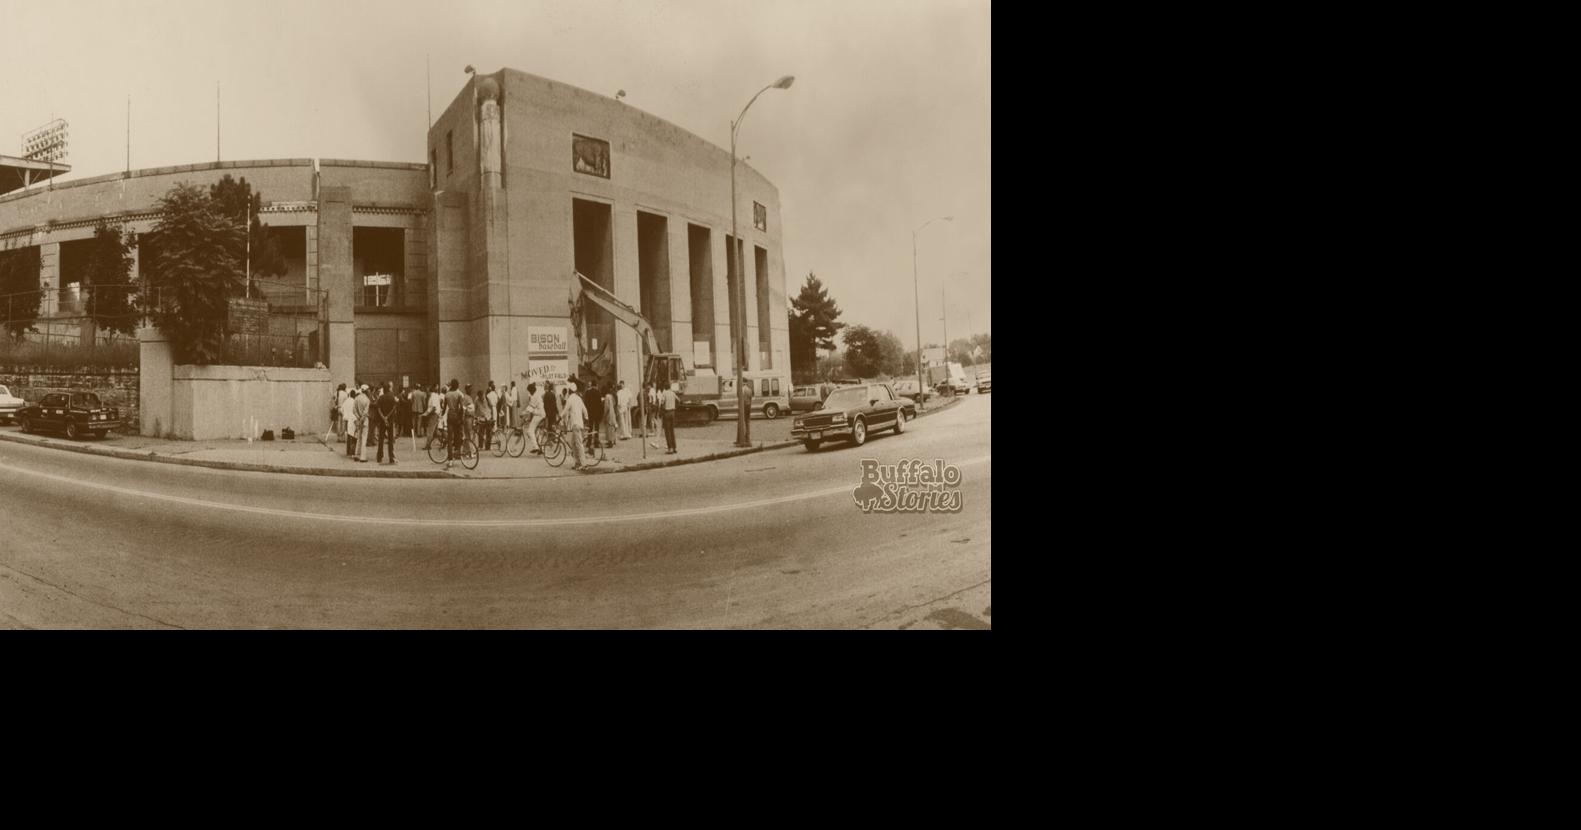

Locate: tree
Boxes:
[0,246,42,342]
[876,330,910,376]
[145,182,244,363]
[843,325,885,378]
[210,175,286,289]
[82,220,137,343]
[789,272,845,380]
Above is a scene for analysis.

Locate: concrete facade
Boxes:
[2,67,791,400]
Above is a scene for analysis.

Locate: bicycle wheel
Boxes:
[461,438,479,470]
[535,423,553,452]
[428,431,449,464]
[544,434,567,467]
[491,430,507,457]
[506,428,526,458]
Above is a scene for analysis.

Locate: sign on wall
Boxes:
[572,134,610,178]
[529,325,571,386]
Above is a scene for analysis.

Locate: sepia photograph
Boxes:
[0,0,990,629]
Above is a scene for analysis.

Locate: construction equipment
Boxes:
[568,271,720,410]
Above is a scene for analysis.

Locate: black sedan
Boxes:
[791,382,909,451]
[16,391,123,440]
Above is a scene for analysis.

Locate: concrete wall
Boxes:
[169,365,331,441]
[0,160,315,240]
[0,366,139,428]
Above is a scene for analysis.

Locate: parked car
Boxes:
[15,391,123,439]
[975,365,991,394]
[0,384,24,424]
[790,384,827,414]
[791,382,909,451]
[891,379,932,404]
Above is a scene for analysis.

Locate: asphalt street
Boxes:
[0,394,991,629]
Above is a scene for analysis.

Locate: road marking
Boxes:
[0,456,990,528]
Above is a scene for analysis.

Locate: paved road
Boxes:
[0,395,991,629]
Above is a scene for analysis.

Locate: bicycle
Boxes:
[426,420,479,470]
[536,422,601,470]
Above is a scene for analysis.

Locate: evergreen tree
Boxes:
[82,220,137,342]
[210,174,286,289]
[789,272,845,378]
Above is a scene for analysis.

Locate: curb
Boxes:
[593,440,802,473]
[0,430,455,479]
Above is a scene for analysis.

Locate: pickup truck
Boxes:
[15,391,123,439]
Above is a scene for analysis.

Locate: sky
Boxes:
[0,0,990,346]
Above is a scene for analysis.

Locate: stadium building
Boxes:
[0,69,790,396]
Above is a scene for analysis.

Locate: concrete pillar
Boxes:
[318,187,355,381]
[138,325,173,437]
[39,241,59,316]
[612,203,640,392]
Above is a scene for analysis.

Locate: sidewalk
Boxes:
[0,395,966,479]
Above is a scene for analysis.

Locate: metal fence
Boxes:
[1,278,326,369]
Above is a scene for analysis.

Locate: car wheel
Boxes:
[803,439,821,452]
[707,405,719,421]
[764,403,780,419]
[894,411,905,433]
[851,417,867,446]
[65,421,81,440]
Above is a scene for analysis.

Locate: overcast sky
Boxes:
[1,0,989,346]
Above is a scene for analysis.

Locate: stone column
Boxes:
[318,186,355,381]
[138,325,173,437]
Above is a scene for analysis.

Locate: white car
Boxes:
[0,384,23,423]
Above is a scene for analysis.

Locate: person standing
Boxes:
[409,383,426,438]
[341,386,359,455]
[486,382,501,434]
[475,387,494,452]
[523,382,543,455]
[424,382,443,450]
[602,384,620,448]
[564,383,589,470]
[333,383,347,437]
[376,382,399,464]
[505,381,519,432]
[442,380,466,468]
[645,382,659,433]
[541,381,559,453]
[354,384,372,462]
[662,381,678,455]
[616,380,633,440]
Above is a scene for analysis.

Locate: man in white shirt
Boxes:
[505,381,519,431]
[563,386,589,470]
[523,382,544,454]
[424,383,444,451]
[616,380,633,440]
[340,387,359,456]
[661,382,679,454]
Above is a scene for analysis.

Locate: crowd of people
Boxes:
[329,374,681,471]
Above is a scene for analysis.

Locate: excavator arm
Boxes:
[570,271,665,359]
[568,271,705,399]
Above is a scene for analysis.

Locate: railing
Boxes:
[2,278,327,369]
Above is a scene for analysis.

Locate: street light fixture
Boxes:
[730,74,794,448]
[943,270,968,363]
[913,216,952,409]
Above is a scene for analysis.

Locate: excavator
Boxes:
[568,271,720,418]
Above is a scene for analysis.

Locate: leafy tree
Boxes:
[876,330,910,376]
[82,221,137,342]
[0,246,42,342]
[210,175,286,288]
[842,324,884,378]
[145,182,244,363]
[789,272,844,379]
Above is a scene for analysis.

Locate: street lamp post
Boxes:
[913,216,952,409]
[730,74,794,448]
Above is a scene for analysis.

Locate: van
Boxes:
[714,372,792,419]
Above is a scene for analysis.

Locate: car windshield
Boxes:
[0,385,9,396]
[824,388,867,410]
[73,393,102,409]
